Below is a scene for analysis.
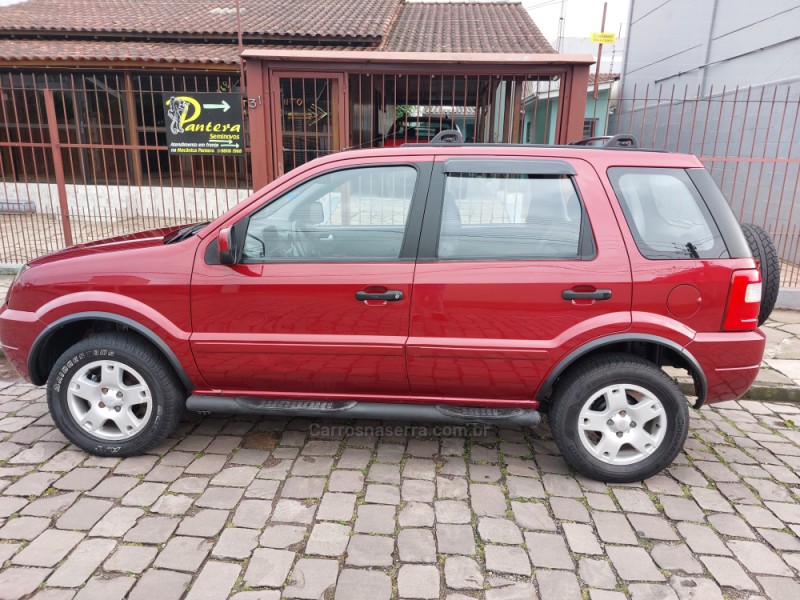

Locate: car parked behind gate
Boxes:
[0,134,769,482]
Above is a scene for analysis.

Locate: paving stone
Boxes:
[353,504,395,534]
[613,488,659,514]
[104,545,157,574]
[213,527,259,559]
[737,504,785,529]
[228,499,270,529]
[337,448,371,470]
[542,473,583,497]
[45,537,116,587]
[758,527,800,551]
[185,454,228,475]
[272,499,317,524]
[291,456,334,477]
[403,458,436,480]
[485,582,537,600]
[651,543,704,574]
[155,535,213,572]
[210,466,259,487]
[185,560,241,600]
[660,497,705,522]
[195,486,245,509]
[537,570,582,600]
[54,468,109,491]
[283,557,339,599]
[282,477,326,499]
[506,475,545,499]
[628,583,679,600]
[328,470,364,493]
[4,472,59,496]
[177,508,229,537]
[56,498,112,531]
[8,441,64,464]
[437,476,468,499]
[399,502,435,527]
[470,483,507,516]
[469,464,502,483]
[12,529,83,567]
[345,534,394,567]
[676,522,730,555]
[85,476,139,499]
[0,496,27,518]
[757,575,800,600]
[593,511,638,544]
[607,545,666,582]
[335,569,392,600]
[437,524,476,555]
[445,556,484,590]
[74,575,135,600]
[128,569,192,600]
[563,522,603,554]
[244,548,295,587]
[365,483,401,505]
[19,492,78,518]
[123,516,179,544]
[579,557,618,589]
[39,451,85,473]
[628,514,679,541]
[398,528,436,563]
[707,513,756,538]
[0,516,50,540]
[478,517,523,544]
[367,463,401,485]
[669,575,723,600]
[261,524,307,549]
[316,492,356,522]
[402,479,435,502]
[434,500,470,524]
[0,542,20,563]
[398,564,440,599]
[245,478,280,500]
[700,556,758,591]
[0,567,51,599]
[306,522,350,557]
[114,455,158,476]
[511,501,556,531]
[151,493,194,516]
[726,540,793,576]
[688,487,733,513]
[525,531,573,569]
[765,500,800,524]
[144,465,184,483]
[121,482,168,507]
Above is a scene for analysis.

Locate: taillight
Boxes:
[722,269,762,331]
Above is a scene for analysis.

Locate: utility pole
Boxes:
[556,0,567,52]
[593,2,608,100]
[236,0,245,90]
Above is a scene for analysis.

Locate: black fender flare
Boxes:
[536,333,707,408]
[28,311,193,391]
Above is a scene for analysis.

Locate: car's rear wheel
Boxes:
[47,332,184,456]
[741,223,779,325]
[549,354,689,483]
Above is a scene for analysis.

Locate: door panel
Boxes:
[408,158,633,401]
[191,161,431,396]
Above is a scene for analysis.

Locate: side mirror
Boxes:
[218,227,236,265]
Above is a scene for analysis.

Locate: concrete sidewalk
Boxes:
[3,275,800,402]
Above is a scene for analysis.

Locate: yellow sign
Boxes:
[591,32,616,44]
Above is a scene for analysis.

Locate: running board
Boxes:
[186,396,541,427]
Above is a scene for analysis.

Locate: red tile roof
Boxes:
[0,0,401,40]
[0,1,558,66]
[384,2,555,54]
[589,72,621,86]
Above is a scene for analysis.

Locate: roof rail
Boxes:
[570,134,640,149]
[430,129,463,144]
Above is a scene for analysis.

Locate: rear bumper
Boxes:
[685,330,766,404]
[0,304,44,382]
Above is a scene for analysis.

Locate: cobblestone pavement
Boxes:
[2,366,800,599]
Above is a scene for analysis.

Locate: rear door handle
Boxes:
[356,290,404,302]
[562,289,612,301]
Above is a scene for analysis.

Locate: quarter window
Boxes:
[608,167,728,260]
[436,173,587,260]
[243,166,417,261]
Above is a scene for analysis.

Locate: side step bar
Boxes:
[187,396,542,427]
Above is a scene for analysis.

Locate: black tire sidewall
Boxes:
[47,338,175,457]
[550,357,689,483]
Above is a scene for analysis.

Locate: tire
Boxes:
[741,223,779,325]
[548,354,689,483]
[47,332,185,457]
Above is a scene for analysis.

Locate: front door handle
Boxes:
[562,289,612,301]
[356,290,404,302]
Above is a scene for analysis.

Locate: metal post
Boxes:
[43,88,73,247]
[594,2,608,101]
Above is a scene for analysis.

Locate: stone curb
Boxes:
[675,377,800,404]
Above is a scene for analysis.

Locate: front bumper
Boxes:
[0,304,44,382]
[685,329,766,404]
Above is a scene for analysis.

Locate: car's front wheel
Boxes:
[549,354,689,483]
[47,333,184,456]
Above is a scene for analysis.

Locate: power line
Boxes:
[712,5,800,41]
[631,0,675,26]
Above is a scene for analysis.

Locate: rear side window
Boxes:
[608,167,728,260]
[437,173,590,260]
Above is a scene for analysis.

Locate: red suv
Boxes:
[0,135,770,482]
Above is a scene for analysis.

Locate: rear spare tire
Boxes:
[741,223,779,325]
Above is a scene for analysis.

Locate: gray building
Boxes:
[614,1,800,234]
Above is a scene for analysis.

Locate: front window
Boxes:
[243,165,418,261]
